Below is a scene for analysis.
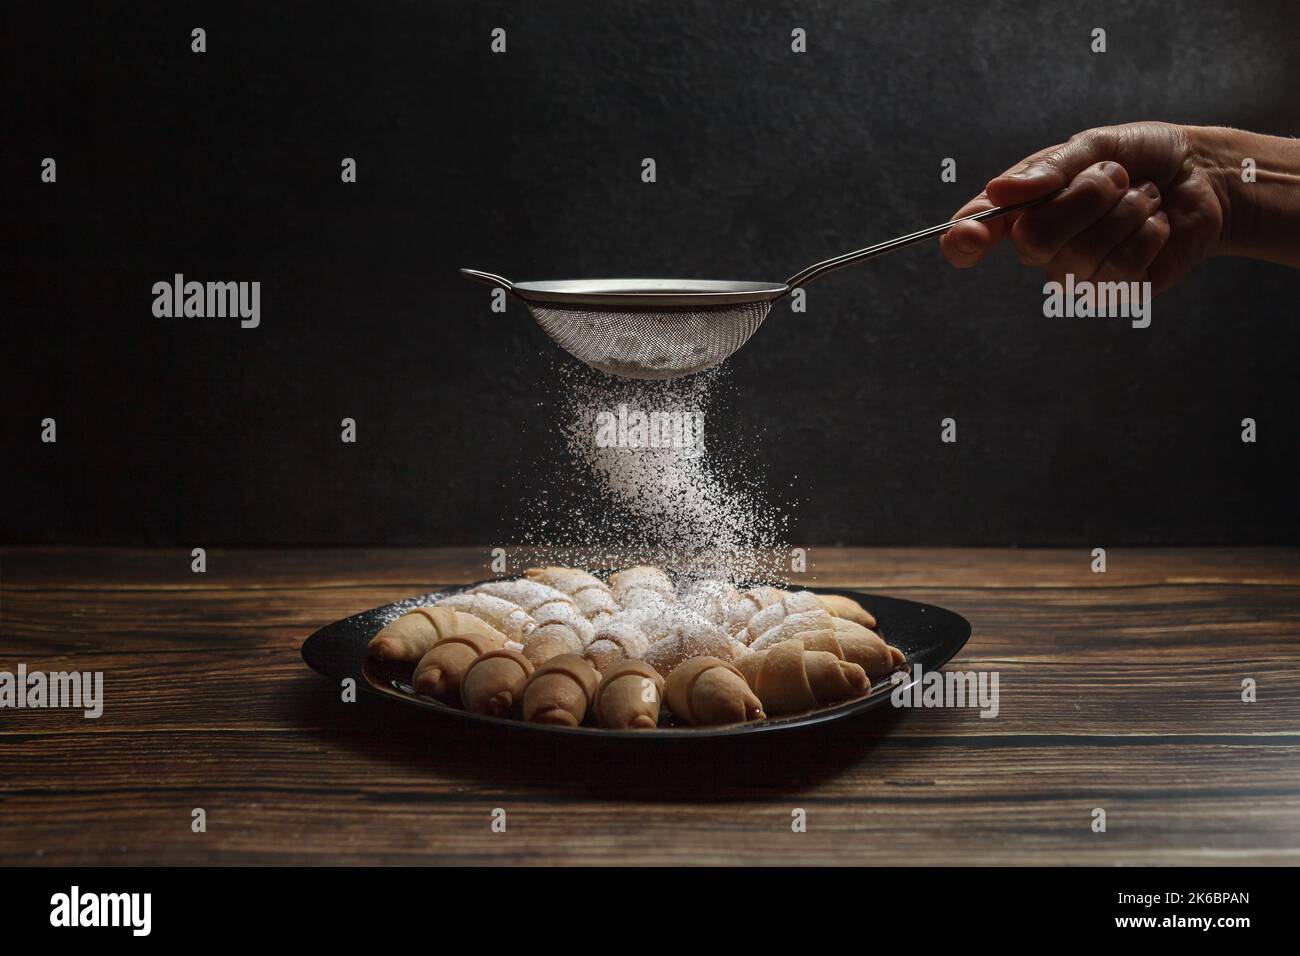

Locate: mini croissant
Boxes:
[642,611,735,677]
[828,618,905,679]
[818,593,877,630]
[593,660,664,730]
[747,620,904,682]
[369,607,506,664]
[735,639,868,715]
[525,567,620,621]
[521,654,601,727]
[609,565,676,607]
[435,591,534,642]
[664,656,765,726]
[525,566,607,593]
[519,601,595,666]
[411,631,504,702]
[461,648,535,716]
[584,611,654,674]
[738,590,835,650]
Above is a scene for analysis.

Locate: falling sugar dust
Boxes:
[506,360,800,586]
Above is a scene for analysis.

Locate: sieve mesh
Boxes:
[527,301,772,380]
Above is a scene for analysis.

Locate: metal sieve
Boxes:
[462,196,1046,380]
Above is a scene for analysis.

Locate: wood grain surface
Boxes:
[2,546,1298,866]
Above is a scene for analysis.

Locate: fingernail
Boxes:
[1135,180,1159,199]
[1100,161,1126,185]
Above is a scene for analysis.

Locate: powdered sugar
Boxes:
[510,359,797,589]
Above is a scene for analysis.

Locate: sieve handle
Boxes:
[783,192,1060,290]
[460,268,515,292]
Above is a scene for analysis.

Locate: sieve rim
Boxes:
[510,277,788,308]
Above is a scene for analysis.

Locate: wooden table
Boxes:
[2,546,1297,865]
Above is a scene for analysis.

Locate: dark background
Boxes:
[6,0,1299,546]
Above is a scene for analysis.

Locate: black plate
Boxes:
[301,584,971,739]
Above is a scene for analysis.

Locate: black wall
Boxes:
[7,0,1299,546]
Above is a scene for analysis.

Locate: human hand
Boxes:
[940,121,1233,293]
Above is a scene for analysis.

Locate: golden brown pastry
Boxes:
[609,565,676,608]
[679,578,742,626]
[519,629,580,667]
[519,604,597,666]
[585,605,729,675]
[525,567,621,621]
[525,566,607,593]
[642,615,735,677]
[444,582,595,663]
[571,587,620,622]
[722,586,789,635]
[735,639,868,715]
[460,648,535,716]
[584,611,655,673]
[411,631,504,702]
[469,581,595,646]
[818,593,877,630]
[592,660,664,730]
[469,578,575,612]
[738,590,836,651]
[520,654,601,727]
[829,618,905,679]
[664,656,765,726]
[368,607,507,664]
[435,591,534,642]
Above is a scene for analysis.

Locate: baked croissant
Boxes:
[461,648,535,716]
[411,631,505,702]
[520,626,583,666]
[435,592,534,642]
[829,618,905,679]
[679,578,741,626]
[592,660,664,729]
[520,601,597,666]
[734,590,835,651]
[368,607,506,664]
[626,590,676,614]
[524,566,607,592]
[735,639,868,715]
[520,654,601,726]
[818,593,877,630]
[609,565,675,609]
[584,609,656,673]
[442,586,593,664]
[642,610,736,677]
[572,586,620,621]
[524,567,619,620]
[468,579,593,648]
[722,586,790,635]
[469,579,574,613]
[665,656,765,726]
